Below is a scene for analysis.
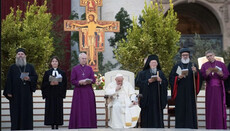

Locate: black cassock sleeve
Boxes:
[41,71,50,99]
[3,66,13,100]
[59,71,67,98]
[28,64,38,92]
[159,70,168,110]
[169,64,177,97]
[225,63,230,91]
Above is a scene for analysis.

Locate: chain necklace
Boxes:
[18,65,26,73]
[80,66,85,77]
[181,62,189,69]
[18,65,27,85]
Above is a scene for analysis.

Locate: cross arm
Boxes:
[97,21,120,32]
[64,20,88,31]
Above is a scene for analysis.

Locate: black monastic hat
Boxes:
[179,48,190,54]
[16,48,26,54]
[143,54,161,71]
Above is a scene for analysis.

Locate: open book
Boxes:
[20,72,29,80]
[151,75,158,81]
[85,78,92,83]
[49,74,63,82]
[181,69,189,76]
[176,66,188,76]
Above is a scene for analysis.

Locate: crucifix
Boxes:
[64,0,120,72]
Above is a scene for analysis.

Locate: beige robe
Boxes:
[105,81,141,128]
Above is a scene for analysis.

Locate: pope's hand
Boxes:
[116,85,121,91]
[132,101,138,105]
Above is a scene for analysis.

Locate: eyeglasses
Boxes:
[182,54,189,57]
[206,55,213,58]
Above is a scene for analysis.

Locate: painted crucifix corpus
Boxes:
[64,0,120,72]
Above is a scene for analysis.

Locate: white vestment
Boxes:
[105,81,141,128]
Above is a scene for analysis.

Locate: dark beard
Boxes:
[16,57,27,67]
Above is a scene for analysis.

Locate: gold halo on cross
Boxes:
[87,12,98,22]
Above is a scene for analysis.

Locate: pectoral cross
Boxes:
[64,0,120,72]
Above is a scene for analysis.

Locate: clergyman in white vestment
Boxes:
[105,73,141,128]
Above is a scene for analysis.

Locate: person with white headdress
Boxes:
[105,73,141,128]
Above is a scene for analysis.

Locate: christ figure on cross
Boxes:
[72,13,113,65]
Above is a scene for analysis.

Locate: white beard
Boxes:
[151,68,157,74]
[16,57,27,67]
[181,58,190,64]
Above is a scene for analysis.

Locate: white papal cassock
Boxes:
[105,81,141,128]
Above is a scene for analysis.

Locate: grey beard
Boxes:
[16,57,27,67]
[151,68,157,74]
[181,58,190,64]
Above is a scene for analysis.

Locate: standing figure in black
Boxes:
[225,63,230,107]
[3,48,38,130]
[169,48,202,129]
[41,56,67,129]
[136,55,168,128]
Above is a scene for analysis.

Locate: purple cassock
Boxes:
[200,60,229,129]
[69,64,97,129]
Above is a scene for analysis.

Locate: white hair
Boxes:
[79,52,87,58]
[115,73,123,79]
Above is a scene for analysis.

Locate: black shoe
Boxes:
[56,125,58,129]
[51,125,54,129]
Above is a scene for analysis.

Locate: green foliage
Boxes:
[108,7,132,47]
[98,52,119,75]
[70,12,85,68]
[114,0,181,77]
[1,0,54,89]
[99,7,133,74]
[50,14,67,61]
[192,34,230,66]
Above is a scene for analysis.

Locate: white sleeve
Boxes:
[130,94,138,102]
[104,83,116,96]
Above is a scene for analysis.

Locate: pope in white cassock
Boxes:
[105,73,141,128]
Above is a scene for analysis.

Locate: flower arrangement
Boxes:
[93,73,105,90]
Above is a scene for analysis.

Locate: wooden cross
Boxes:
[64,0,120,72]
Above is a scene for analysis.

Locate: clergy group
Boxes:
[3,48,230,130]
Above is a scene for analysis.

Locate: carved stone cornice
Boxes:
[161,0,178,4]
[207,0,226,3]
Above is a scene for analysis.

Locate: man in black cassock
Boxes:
[169,48,202,129]
[136,55,168,128]
[225,63,230,107]
[3,48,38,130]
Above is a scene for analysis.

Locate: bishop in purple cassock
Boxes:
[69,53,97,129]
[200,50,229,129]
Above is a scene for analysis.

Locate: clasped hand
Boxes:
[192,66,197,72]
[50,81,59,85]
[79,79,91,85]
[116,84,122,91]
[23,76,30,81]
[206,68,223,77]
